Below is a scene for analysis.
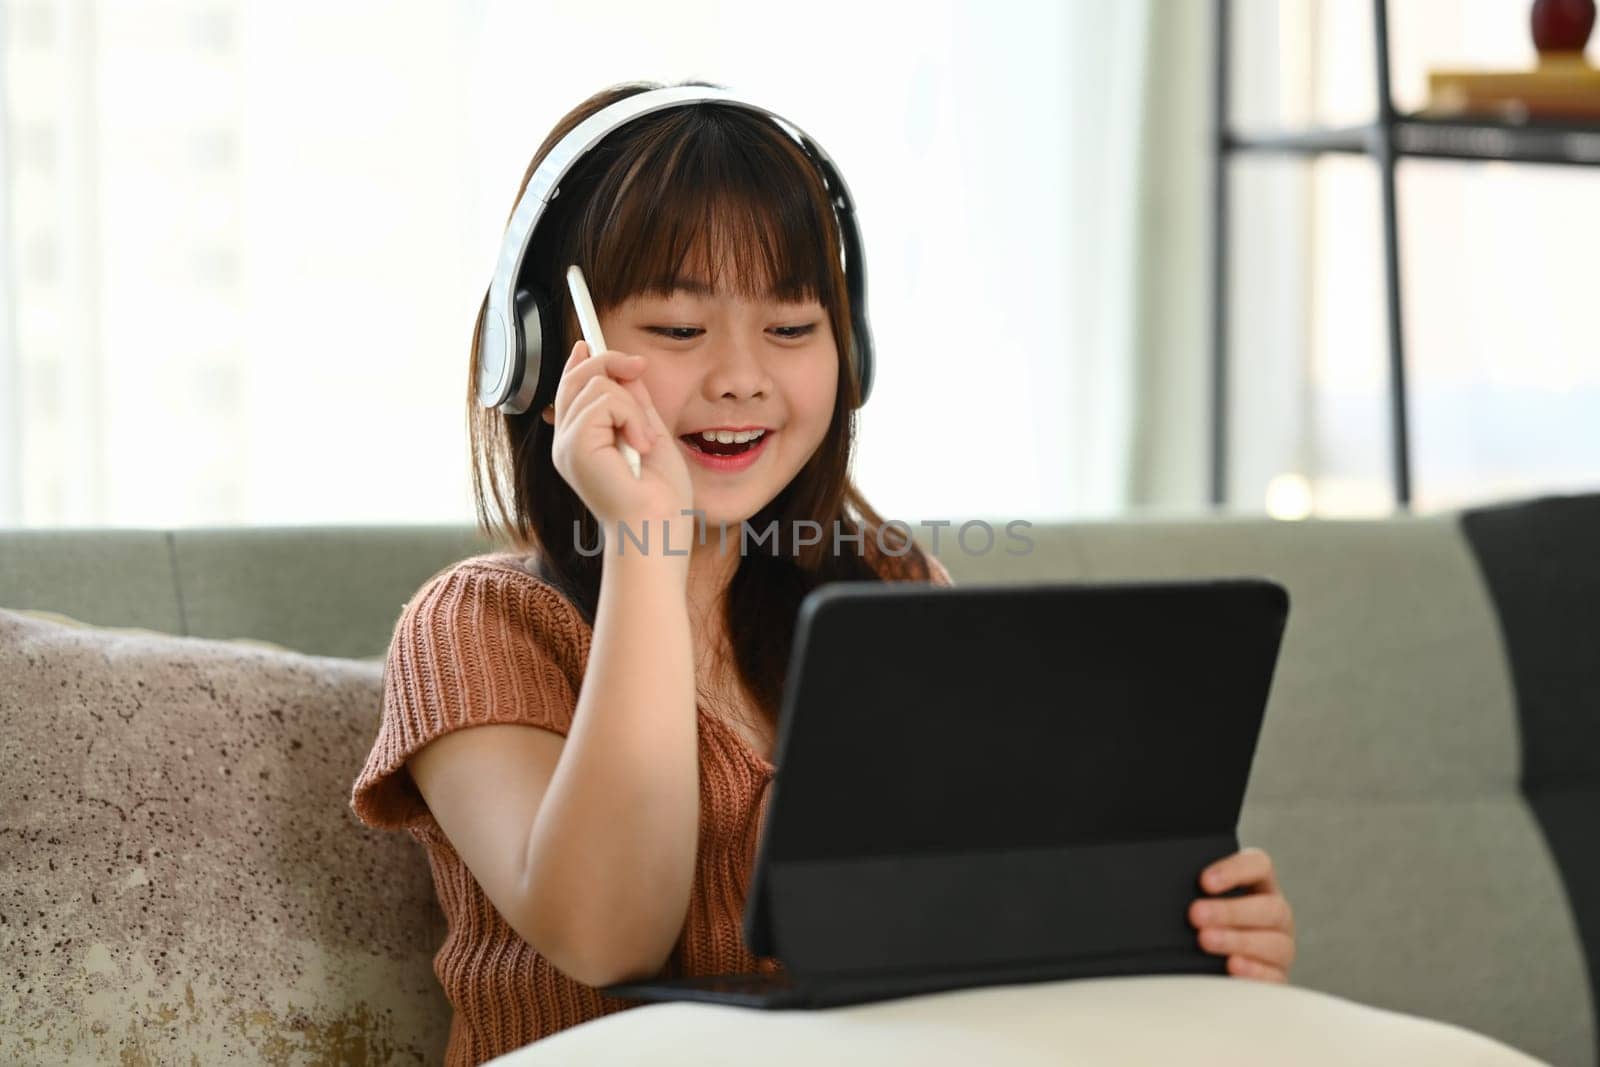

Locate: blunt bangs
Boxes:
[577,105,840,314]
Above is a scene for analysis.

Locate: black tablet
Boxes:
[744,576,1290,974]
[605,575,1290,1008]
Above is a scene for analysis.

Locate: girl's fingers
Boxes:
[549,343,647,427]
[639,384,669,437]
[1196,927,1296,972]
[549,340,588,425]
[1226,955,1289,983]
[1191,848,1296,983]
[577,346,663,444]
[614,376,665,443]
[538,341,590,425]
[1200,846,1279,895]
[1188,892,1294,933]
[565,377,655,457]
[564,393,650,462]
[594,373,658,453]
[588,383,655,456]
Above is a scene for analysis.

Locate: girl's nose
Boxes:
[703,336,773,399]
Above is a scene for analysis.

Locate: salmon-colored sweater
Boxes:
[351,538,953,1065]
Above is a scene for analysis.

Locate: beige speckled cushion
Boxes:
[0,607,449,1065]
[4,606,307,655]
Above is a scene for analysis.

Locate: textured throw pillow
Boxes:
[0,607,448,1064]
[4,606,304,655]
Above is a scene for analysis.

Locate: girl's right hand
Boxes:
[544,340,694,534]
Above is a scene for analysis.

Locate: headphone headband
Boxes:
[476,85,874,415]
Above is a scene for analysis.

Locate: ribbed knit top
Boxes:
[351,539,953,1065]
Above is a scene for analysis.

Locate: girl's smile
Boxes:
[678,427,775,473]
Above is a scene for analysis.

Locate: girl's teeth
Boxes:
[701,429,764,444]
[685,429,767,456]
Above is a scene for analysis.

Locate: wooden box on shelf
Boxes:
[1426,55,1600,122]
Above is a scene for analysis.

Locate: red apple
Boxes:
[1531,0,1596,52]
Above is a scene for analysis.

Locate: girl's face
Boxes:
[599,274,839,529]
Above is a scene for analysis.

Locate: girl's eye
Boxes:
[645,324,819,342]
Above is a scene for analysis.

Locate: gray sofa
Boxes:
[2,493,1596,1065]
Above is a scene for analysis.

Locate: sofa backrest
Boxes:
[0,525,496,659]
[2,496,1595,1066]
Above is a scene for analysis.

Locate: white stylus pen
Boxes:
[566,264,642,480]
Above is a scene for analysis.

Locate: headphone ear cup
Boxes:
[475,302,514,411]
[506,287,553,416]
[851,318,873,408]
[475,289,543,415]
[829,189,871,410]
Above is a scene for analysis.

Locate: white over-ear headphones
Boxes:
[475,84,875,416]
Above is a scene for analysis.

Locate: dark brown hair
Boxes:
[467,78,934,725]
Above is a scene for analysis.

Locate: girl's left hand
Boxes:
[1188,846,1296,982]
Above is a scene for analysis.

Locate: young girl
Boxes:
[351,79,1295,1065]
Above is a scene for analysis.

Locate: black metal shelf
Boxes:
[1226,115,1600,166]
[1225,124,1372,156]
[1208,0,1600,512]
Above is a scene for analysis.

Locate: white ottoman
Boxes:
[488,975,1548,1066]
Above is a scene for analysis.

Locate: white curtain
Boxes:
[0,0,1208,528]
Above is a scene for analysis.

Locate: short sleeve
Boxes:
[350,560,587,832]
